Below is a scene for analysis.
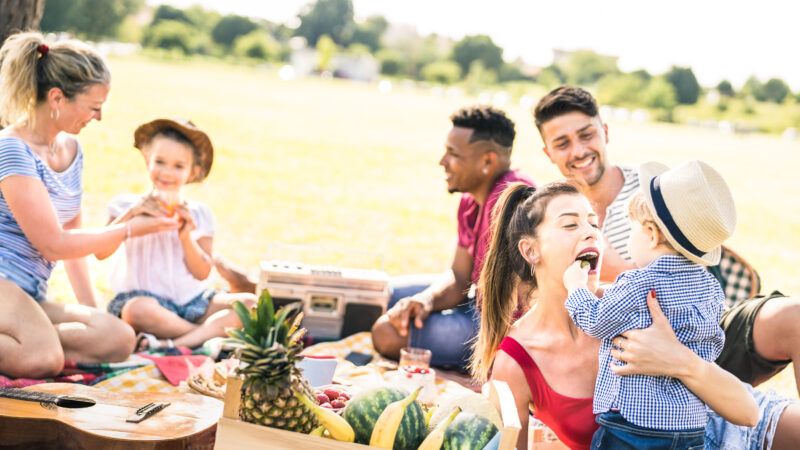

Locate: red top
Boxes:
[457,169,535,285]
[498,337,597,450]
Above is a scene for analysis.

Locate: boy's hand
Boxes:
[174,204,196,241]
[563,260,590,292]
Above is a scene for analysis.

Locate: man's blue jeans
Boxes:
[389,276,479,372]
[591,412,705,450]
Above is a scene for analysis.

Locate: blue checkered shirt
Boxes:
[565,255,725,430]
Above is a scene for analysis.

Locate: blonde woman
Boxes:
[0,32,177,378]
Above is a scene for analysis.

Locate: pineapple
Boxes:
[227,290,319,433]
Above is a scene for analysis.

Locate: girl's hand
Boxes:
[128,214,180,237]
[609,290,692,378]
[563,260,589,292]
[130,194,171,218]
[174,204,196,241]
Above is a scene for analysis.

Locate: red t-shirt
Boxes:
[498,337,597,450]
[457,169,535,285]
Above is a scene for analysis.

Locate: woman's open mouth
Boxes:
[575,247,600,273]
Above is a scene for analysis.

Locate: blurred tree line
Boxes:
[32,0,800,131]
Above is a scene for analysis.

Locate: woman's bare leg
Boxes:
[41,301,135,363]
[0,278,63,377]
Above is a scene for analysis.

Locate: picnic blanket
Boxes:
[303,332,475,399]
[0,347,213,394]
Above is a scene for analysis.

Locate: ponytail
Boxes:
[0,31,110,127]
[469,181,580,382]
[470,183,536,381]
[0,32,40,126]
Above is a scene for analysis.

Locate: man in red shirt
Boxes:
[371,105,535,371]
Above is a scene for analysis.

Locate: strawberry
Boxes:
[323,388,340,400]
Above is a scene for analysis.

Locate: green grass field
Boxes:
[47,55,798,398]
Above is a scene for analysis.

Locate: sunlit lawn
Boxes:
[47,55,799,398]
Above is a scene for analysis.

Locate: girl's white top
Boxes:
[108,194,215,305]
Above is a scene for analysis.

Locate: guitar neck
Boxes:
[0,388,60,404]
[0,387,95,408]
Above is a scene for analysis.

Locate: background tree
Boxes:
[451,34,503,77]
[535,64,566,88]
[562,50,619,85]
[762,77,790,103]
[716,80,735,97]
[742,76,765,101]
[597,73,645,107]
[421,60,461,84]
[641,77,677,110]
[376,48,404,76]
[665,66,701,104]
[0,0,44,45]
[211,15,258,48]
[630,69,652,82]
[315,34,337,72]
[295,0,354,46]
[142,19,197,54]
[233,30,280,61]
[349,15,387,52]
[151,4,193,25]
[40,0,143,40]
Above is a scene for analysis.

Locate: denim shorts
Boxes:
[705,384,794,450]
[0,256,48,302]
[592,411,704,450]
[107,289,216,323]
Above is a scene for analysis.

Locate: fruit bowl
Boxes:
[313,385,352,415]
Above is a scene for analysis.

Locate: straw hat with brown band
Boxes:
[133,118,214,183]
[638,160,736,266]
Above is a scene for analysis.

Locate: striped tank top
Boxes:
[602,166,639,261]
[0,136,83,289]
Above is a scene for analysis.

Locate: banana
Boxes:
[424,405,436,428]
[418,407,461,450]
[369,386,423,449]
[310,425,325,437]
[294,391,355,442]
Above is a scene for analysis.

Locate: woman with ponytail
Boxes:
[0,31,177,378]
[471,181,770,450]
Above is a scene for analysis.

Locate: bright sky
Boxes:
[155,0,800,90]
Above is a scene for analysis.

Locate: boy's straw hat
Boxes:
[134,118,213,183]
[638,160,736,266]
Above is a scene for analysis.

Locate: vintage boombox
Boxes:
[257,261,390,340]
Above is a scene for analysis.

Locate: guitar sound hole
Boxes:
[56,396,96,408]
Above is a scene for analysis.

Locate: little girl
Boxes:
[101,118,255,350]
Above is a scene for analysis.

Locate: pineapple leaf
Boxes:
[232,300,253,332]
[287,311,304,337]
[257,289,274,331]
[276,322,289,345]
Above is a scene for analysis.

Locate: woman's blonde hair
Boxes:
[469,181,581,382]
[0,31,110,127]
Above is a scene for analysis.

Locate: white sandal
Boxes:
[135,332,175,352]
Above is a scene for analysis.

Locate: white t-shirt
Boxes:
[108,194,215,305]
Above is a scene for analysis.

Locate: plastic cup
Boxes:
[399,347,432,369]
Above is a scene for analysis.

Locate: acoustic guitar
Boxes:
[0,383,222,449]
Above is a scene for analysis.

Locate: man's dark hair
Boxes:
[533,86,599,131]
[450,105,515,149]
